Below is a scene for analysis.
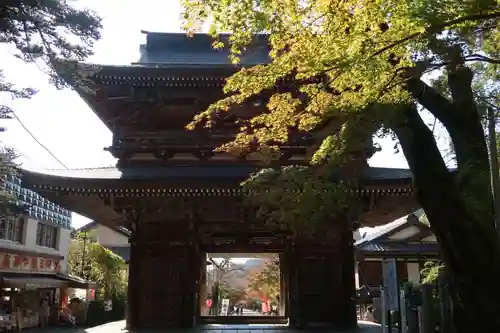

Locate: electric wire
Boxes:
[11,111,69,170]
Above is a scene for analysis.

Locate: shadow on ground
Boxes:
[39,320,382,333]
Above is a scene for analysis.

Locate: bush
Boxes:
[86,298,126,326]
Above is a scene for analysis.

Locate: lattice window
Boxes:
[36,223,58,249]
[0,216,25,243]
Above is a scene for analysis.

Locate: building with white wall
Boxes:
[0,217,72,273]
[77,221,130,263]
[0,174,90,289]
[354,212,440,288]
[0,174,93,329]
[77,221,130,282]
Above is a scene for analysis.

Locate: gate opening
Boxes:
[199,253,287,324]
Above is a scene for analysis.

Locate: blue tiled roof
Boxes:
[136,32,271,67]
[3,174,72,228]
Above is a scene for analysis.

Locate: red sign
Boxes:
[0,252,61,273]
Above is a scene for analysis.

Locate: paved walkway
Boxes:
[34,320,382,333]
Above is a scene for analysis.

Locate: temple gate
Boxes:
[21,32,418,329]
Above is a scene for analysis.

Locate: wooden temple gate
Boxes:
[20,31,419,330]
[21,166,417,329]
[116,192,357,329]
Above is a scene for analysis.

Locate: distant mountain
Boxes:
[223,258,267,290]
[244,258,266,268]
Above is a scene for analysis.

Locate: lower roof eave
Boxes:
[356,251,441,260]
[20,166,414,197]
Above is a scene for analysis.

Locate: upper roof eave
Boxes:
[20,166,414,190]
[59,60,248,87]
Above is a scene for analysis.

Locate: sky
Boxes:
[0,0,450,230]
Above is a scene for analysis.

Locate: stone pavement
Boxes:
[34,320,382,333]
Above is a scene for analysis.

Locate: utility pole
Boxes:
[80,232,88,277]
[487,107,500,238]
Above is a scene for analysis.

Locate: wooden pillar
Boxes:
[279,253,289,317]
[180,240,202,327]
[340,233,357,328]
[199,256,208,316]
[127,217,200,329]
[287,222,357,329]
[134,242,199,328]
[285,246,300,327]
[126,228,138,330]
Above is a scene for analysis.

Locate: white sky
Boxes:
[0,0,449,229]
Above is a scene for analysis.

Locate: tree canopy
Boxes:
[182,0,499,331]
[247,259,280,301]
[182,0,498,145]
[68,232,127,299]
[182,0,499,228]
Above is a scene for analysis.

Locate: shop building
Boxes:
[0,174,93,330]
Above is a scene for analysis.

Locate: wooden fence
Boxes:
[358,274,455,333]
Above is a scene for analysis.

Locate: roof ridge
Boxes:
[46,166,116,171]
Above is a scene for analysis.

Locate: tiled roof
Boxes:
[77,221,131,237]
[21,166,413,183]
[136,32,271,67]
[355,209,440,256]
[355,215,410,247]
[355,209,428,247]
[358,243,439,254]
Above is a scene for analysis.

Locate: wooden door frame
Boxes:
[196,250,289,325]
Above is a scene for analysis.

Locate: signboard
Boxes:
[382,258,399,311]
[0,252,61,273]
[104,300,113,312]
[220,299,229,316]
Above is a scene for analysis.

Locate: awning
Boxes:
[56,273,98,289]
[0,273,98,290]
[1,276,67,289]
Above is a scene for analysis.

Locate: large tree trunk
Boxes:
[405,71,492,220]
[393,103,500,333]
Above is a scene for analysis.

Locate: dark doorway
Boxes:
[198,253,288,325]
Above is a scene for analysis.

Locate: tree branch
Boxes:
[209,258,222,271]
[404,77,457,128]
[371,11,500,58]
[405,73,492,212]
[391,104,454,194]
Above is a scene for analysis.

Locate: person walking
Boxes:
[39,294,50,329]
